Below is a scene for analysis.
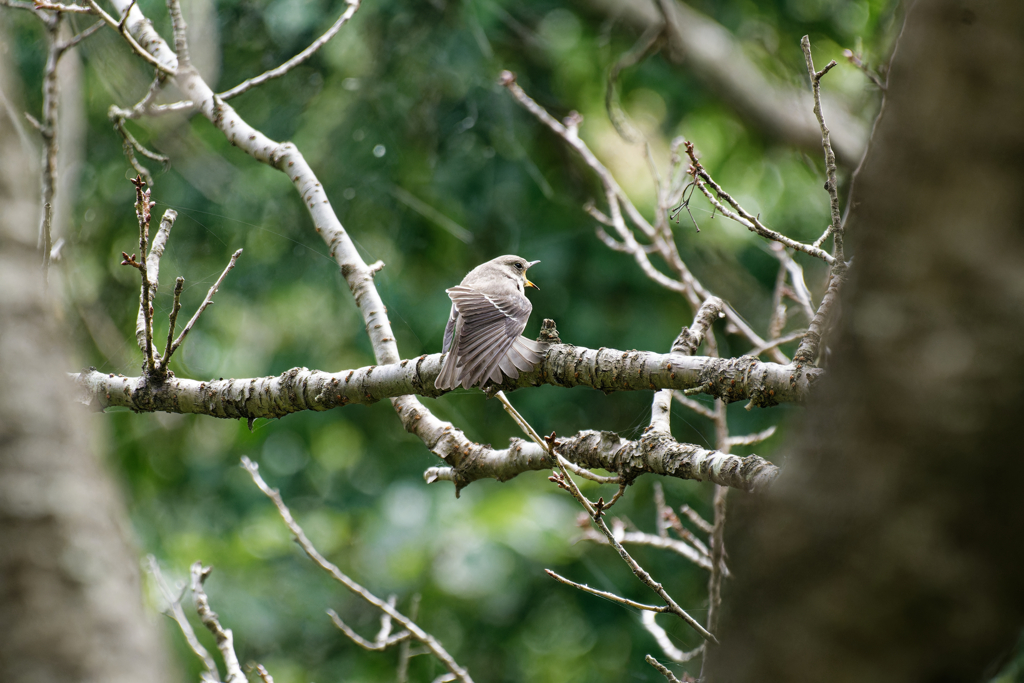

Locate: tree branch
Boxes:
[72,343,820,417]
[582,0,868,164]
[242,457,473,683]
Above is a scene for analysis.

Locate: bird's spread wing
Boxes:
[435,303,461,390]
[445,284,533,389]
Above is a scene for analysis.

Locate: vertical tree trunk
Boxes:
[708,1,1024,681]
[0,31,173,683]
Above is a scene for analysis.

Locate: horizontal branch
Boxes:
[425,428,778,494]
[72,342,821,418]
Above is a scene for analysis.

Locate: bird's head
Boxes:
[490,255,541,290]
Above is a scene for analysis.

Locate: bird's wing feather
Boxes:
[446,285,533,389]
[435,305,463,390]
[441,304,457,354]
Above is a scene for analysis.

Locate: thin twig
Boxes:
[161,277,184,370]
[128,175,156,370]
[494,391,717,643]
[727,426,777,447]
[144,556,220,681]
[682,143,835,265]
[31,0,93,12]
[679,505,713,534]
[396,594,421,683]
[643,612,704,664]
[605,21,663,144]
[801,36,844,266]
[241,457,473,683]
[165,248,242,364]
[500,71,790,364]
[671,392,716,420]
[645,654,683,682]
[843,48,886,90]
[578,526,712,570]
[57,18,105,52]
[748,328,807,357]
[191,563,246,683]
[660,506,711,558]
[247,663,275,683]
[544,569,670,612]
[219,0,361,100]
[165,0,190,67]
[792,268,845,366]
[326,607,412,651]
[113,118,169,184]
[86,0,176,75]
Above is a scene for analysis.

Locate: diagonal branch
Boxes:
[163,248,242,367]
[501,71,790,365]
[242,457,473,683]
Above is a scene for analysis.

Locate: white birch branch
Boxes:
[72,343,819,417]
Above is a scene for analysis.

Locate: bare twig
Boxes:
[220,0,360,99]
[651,297,723,434]
[578,525,711,570]
[247,664,274,683]
[327,597,413,652]
[501,71,790,364]
[660,505,711,558]
[671,392,716,420]
[164,249,243,365]
[31,0,93,12]
[396,594,421,683]
[605,20,663,144]
[113,117,169,184]
[36,14,61,280]
[494,391,716,643]
[643,611,704,664]
[127,175,156,370]
[645,653,684,682]
[544,569,670,612]
[161,277,184,370]
[748,328,807,358]
[727,426,777,447]
[109,73,169,120]
[241,457,473,682]
[191,562,246,683]
[679,505,713,535]
[165,0,190,67]
[58,18,104,52]
[801,36,845,266]
[144,556,220,682]
[682,142,835,265]
[132,208,176,370]
[843,48,887,91]
[793,268,845,366]
[86,0,176,74]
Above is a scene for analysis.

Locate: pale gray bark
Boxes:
[73,344,819,418]
[707,1,1024,680]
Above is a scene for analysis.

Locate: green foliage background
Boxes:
[6,0,894,680]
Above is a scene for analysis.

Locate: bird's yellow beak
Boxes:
[525,259,540,289]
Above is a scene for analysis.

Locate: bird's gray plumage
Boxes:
[435,255,548,390]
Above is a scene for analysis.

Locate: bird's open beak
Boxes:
[525,260,540,289]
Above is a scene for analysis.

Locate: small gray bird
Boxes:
[435,255,548,390]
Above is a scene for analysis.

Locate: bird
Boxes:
[435,255,548,391]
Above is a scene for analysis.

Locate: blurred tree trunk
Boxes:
[709,1,1024,681]
[0,29,173,683]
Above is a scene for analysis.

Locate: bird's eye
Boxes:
[514,262,523,270]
